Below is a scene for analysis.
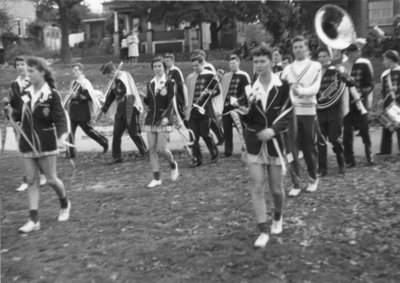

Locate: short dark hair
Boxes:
[282,54,293,62]
[165,52,175,61]
[229,54,240,61]
[151,56,167,70]
[100,62,115,75]
[272,47,282,54]
[291,36,308,46]
[383,50,400,63]
[26,56,56,89]
[14,56,25,68]
[251,46,273,60]
[317,47,331,57]
[346,43,359,53]
[72,62,84,70]
[190,52,204,63]
[193,49,206,59]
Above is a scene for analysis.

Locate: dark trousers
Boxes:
[188,117,218,162]
[379,127,400,154]
[210,117,224,143]
[67,120,108,158]
[343,112,373,164]
[318,119,344,174]
[112,113,147,159]
[222,113,243,156]
[290,115,319,186]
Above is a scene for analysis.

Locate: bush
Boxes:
[2,34,59,64]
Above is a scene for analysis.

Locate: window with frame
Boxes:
[369,0,394,26]
[14,18,22,36]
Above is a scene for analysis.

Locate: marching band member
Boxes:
[165,52,188,120]
[194,49,225,146]
[241,46,293,248]
[281,55,292,71]
[185,52,221,167]
[97,62,147,164]
[281,36,322,197]
[316,48,349,176]
[9,57,47,192]
[220,54,251,157]
[65,63,108,158]
[142,56,179,188]
[272,47,283,74]
[14,57,70,233]
[377,50,400,155]
[341,43,376,166]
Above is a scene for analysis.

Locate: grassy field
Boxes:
[1,151,400,282]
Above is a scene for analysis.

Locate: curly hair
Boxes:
[26,57,56,89]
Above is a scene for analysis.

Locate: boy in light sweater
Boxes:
[281,36,322,197]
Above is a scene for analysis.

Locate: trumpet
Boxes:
[192,69,225,115]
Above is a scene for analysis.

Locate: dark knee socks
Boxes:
[59,197,68,209]
[153,172,160,181]
[29,210,38,223]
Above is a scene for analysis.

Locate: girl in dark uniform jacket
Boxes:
[142,56,179,188]
[9,57,47,192]
[16,57,71,233]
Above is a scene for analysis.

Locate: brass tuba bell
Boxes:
[314,4,356,50]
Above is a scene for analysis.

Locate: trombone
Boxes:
[95,62,124,120]
[62,80,82,108]
[191,69,225,116]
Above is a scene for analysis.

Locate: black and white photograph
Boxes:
[1,0,399,282]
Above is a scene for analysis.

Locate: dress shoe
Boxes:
[107,158,123,165]
[189,159,202,168]
[271,217,283,235]
[345,162,356,168]
[306,178,319,192]
[147,179,162,188]
[288,186,301,197]
[19,220,40,233]
[317,171,327,177]
[254,233,269,248]
[39,174,47,186]
[58,200,71,222]
[170,162,179,181]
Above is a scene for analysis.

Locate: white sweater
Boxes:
[281,59,322,115]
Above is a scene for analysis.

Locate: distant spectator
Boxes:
[120,29,128,61]
[127,29,139,64]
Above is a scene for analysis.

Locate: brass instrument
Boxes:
[315,4,367,115]
[191,69,225,115]
[62,80,82,108]
[95,62,124,120]
[314,4,356,50]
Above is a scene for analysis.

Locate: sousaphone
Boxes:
[314,4,356,50]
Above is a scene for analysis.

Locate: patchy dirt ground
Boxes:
[1,150,399,282]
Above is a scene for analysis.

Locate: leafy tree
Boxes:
[122,1,262,49]
[35,0,84,62]
[0,0,13,33]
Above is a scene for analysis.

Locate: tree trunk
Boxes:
[59,3,71,63]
